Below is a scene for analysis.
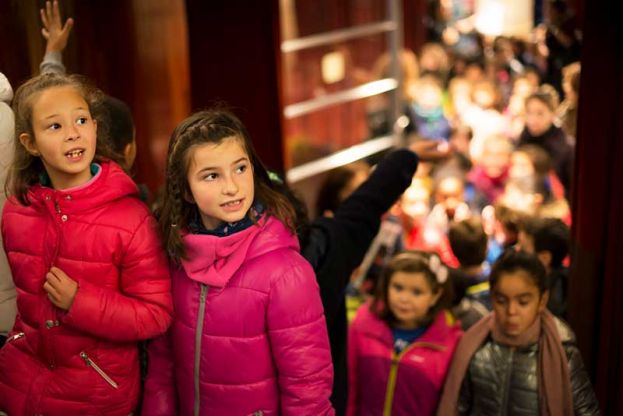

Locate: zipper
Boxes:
[194,284,209,416]
[501,347,514,416]
[5,332,25,344]
[382,340,446,415]
[80,351,118,389]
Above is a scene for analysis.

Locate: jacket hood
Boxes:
[26,161,138,213]
[180,216,298,287]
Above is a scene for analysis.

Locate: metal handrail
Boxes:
[285,134,398,183]
[281,20,397,53]
[283,78,397,119]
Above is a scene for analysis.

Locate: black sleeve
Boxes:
[327,148,418,274]
[303,148,418,319]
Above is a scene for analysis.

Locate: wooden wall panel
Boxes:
[0,0,190,196]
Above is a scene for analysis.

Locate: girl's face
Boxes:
[492,271,548,337]
[21,86,97,190]
[509,151,535,178]
[186,137,254,230]
[400,184,430,220]
[481,142,510,179]
[525,99,555,136]
[473,88,496,109]
[388,271,441,329]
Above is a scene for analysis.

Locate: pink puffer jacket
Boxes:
[142,216,334,416]
[0,161,173,416]
[347,304,462,416]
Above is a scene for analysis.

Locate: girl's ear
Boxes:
[19,133,39,156]
[183,189,195,204]
[538,289,550,312]
[429,287,443,308]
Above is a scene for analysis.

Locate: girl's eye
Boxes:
[203,173,218,181]
[391,283,403,292]
[235,164,247,174]
[494,296,507,305]
[411,289,423,296]
[76,117,88,125]
[49,123,61,130]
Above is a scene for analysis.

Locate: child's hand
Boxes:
[409,139,452,161]
[40,1,74,53]
[43,267,78,311]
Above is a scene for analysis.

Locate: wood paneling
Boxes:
[0,0,190,196]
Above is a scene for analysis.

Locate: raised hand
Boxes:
[40,0,74,53]
[43,266,78,311]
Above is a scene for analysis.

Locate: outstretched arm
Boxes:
[39,0,73,74]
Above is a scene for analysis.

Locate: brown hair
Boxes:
[449,218,488,267]
[371,250,452,328]
[562,62,581,95]
[514,144,552,177]
[526,84,560,112]
[7,72,120,206]
[158,109,296,260]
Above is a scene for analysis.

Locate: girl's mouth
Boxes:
[65,149,85,161]
[221,199,244,211]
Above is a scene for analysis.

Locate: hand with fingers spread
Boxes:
[40,0,74,53]
[43,266,78,311]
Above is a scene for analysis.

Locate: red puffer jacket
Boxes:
[0,161,173,416]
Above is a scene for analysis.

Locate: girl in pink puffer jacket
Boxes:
[142,110,334,416]
[347,251,462,416]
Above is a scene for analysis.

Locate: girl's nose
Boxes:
[66,125,80,141]
[222,176,239,195]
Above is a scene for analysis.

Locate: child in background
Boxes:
[348,251,462,416]
[407,75,451,142]
[557,61,581,138]
[505,75,538,141]
[316,161,370,218]
[467,135,512,205]
[0,73,16,348]
[462,81,508,162]
[0,73,173,415]
[438,250,600,416]
[448,218,491,330]
[519,84,574,195]
[517,217,570,318]
[509,144,566,201]
[142,110,334,415]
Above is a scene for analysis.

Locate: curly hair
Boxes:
[158,109,296,261]
[7,72,121,205]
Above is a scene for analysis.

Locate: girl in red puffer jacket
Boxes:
[0,73,173,416]
[142,109,334,416]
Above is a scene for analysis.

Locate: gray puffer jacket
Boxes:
[458,317,600,416]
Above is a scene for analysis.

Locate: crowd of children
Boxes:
[0,0,602,415]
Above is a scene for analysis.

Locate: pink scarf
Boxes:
[437,309,573,416]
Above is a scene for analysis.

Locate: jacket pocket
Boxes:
[4,332,25,344]
[80,351,119,389]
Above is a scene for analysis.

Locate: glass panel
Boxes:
[281,32,394,106]
[284,91,395,169]
[280,0,387,40]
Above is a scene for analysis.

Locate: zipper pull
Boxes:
[80,351,119,388]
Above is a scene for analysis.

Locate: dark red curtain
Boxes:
[568,0,623,413]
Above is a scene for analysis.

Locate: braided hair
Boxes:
[158,109,296,260]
